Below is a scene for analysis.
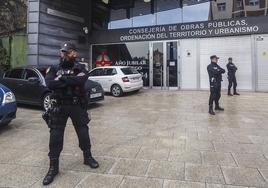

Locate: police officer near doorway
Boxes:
[227,57,240,96]
[42,42,99,186]
[207,55,225,115]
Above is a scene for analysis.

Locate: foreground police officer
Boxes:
[227,57,240,96]
[207,55,225,115]
[43,42,99,185]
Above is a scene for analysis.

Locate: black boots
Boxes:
[43,158,59,186]
[215,105,224,111]
[209,106,215,115]
[83,150,99,169]
[228,90,240,96]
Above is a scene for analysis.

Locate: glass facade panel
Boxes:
[103,0,268,30]
[92,42,150,86]
[157,9,183,25]
[182,2,210,23]
[132,14,156,27]
[153,43,164,87]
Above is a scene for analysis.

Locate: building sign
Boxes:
[90,16,268,44]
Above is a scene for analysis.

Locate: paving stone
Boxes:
[259,169,268,182]
[202,151,237,167]
[31,171,87,188]
[206,183,249,188]
[163,180,206,188]
[68,157,116,174]
[0,164,18,177]
[157,138,185,149]
[0,165,46,188]
[233,153,268,168]
[168,150,202,164]
[147,161,184,180]
[136,147,170,161]
[186,140,214,151]
[110,159,150,176]
[185,164,225,184]
[75,173,124,188]
[1,91,268,187]
[119,176,163,188]
[222,167,268,187]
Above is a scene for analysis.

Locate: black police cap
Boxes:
[60,42,77,52]
[210,55,219,60]
[228,57,233,60]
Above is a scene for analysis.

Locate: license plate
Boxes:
[90,93,102,98]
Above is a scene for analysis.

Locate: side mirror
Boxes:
[28,77,40,84]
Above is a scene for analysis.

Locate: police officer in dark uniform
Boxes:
[227,57,240,96]
[43,42,99,186]
[207,55,225,115]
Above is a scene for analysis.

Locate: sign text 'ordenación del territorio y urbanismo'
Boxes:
[119,19,259,41]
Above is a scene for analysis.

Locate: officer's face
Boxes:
[61,50,77,61]
[229,59,232,63]
[212,58,218,63]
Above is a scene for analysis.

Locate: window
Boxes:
[5,69,24,79]
[89,69,104,76]
[103,68,117,76]
[249,0,259,6]
[217,3,226,11]
[121,67,139,75]
[236,0,243,8]
[25,69,39,80]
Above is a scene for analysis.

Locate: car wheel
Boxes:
[111,84,123,97]
[43,93,51,111]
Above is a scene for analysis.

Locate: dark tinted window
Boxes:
[25,69,39,79]
[89,69,104,76]
[121,67,139,75]
[5,69,24,79]
[103,68,117,76]
[37,68,47,77]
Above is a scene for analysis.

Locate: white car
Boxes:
[88,66,143,97]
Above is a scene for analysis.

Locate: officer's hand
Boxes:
[77,72,85,76]
[55,75,62,81]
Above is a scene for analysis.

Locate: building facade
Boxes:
[27,0,268,91]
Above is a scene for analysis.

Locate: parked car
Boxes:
[88,66,143,97]
[0,66,104,110]
[0,84,17,126]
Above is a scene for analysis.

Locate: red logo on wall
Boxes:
[93,51,112,66]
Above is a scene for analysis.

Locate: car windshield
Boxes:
[121,67,139,75]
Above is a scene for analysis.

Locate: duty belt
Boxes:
[58,97,80,105]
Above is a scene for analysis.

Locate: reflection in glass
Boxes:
[92,42,150,86]
[153,43,163,87]
[133,14,156,27]
[167,42,178,87]
[183,2,210,23]
[105,0,268,30]
[157,8,183,25]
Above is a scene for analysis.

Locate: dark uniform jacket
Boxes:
[45,60,88,100]
[207,63,225,88]
[226,62,237,77]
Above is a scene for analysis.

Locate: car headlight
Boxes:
[3,92,16,104]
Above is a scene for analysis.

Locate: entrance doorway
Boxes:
[150,41,180,89]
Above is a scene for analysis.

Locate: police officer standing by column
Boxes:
[207,55,225,115]
[227,57,240,96]
[42,42,99,186]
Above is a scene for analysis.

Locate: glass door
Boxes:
[166,41,178,89]
[152,42,164,88]
[150,41,179,89]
